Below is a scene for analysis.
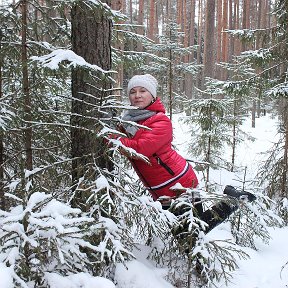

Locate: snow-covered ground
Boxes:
[113,226,288,288]
[1,113,288,288]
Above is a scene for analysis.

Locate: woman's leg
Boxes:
[167,185,256,238]
[199,202,238,234]
[168,198,238,236]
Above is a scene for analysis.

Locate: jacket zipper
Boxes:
[153,153,175,176]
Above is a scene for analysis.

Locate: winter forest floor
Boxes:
[114,226,288,288]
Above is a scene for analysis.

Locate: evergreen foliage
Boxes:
[0,0,287,287]
[181,96,234,185]
[224,0,288,204]
[141,21,201,117]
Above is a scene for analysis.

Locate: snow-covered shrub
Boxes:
[230,192,283,249]
[190,234,249,287]
[278,197,288,225]
[142,190,251,287]
[0,191,127,286]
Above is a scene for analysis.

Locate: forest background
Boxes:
[0,0,288,287]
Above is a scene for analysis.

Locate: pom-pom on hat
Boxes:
[127,74,158,98]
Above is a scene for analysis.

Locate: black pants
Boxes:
[164,198,238,236]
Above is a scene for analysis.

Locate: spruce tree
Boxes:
[141,20,200,119]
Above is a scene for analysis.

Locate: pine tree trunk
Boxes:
[129,0,133,23]
[234,0,241,56]
[231,98,237,172]
[205,98,213,184]
[221,0,228,80]
[203,0,216,85]
[169,31,173,120]
[148,0,156,40]
[228,0,234,61]
[196,0,203,88]
[0,29,4,210]
[71,1,113,206]
[216,0,222,78]
[185,0,196,109]
[155,2,159,40]
[137,0,145,51]
[283,101,288,197]
[241,0,251,51]
[180,0,186,100]
[166,0,171,20]
[189,0,196,55]
[21,0,33,270]
[256,0,264,118]
[21,0,33,172]
[252,100,256,128]
[112,0,124,98]
[177,0,183,28]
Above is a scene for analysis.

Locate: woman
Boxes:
[113,74,256,234]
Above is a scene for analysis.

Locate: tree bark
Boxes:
[234,0,241,56]
[283,99,288,197]
[196,0,203,88]
[166,0,171,20]
[203,0,216,84]
[112,0,124,97]
[129,0,133,23]
[221,0,228,79]
[241,0,251,51]
[216,0,222,68]
[21,0,33,172]
[228,0,234,61]
[185,0,196,105]
[137,0,145,51]
[0,29,4,210]
[71,1,113,206]
[148,0,156,41]
[177,0,183,29]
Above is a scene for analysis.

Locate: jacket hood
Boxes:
[145,98,166,113]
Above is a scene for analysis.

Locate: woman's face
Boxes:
[129,86,154,109]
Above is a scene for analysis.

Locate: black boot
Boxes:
[224,185,256,202]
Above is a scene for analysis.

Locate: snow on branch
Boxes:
[31,49,116,74]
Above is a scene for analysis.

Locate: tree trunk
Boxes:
[185,0,196,108]
[228,0,234,61]
[129,0,133,23]
[148,0,156,41]
[234,0,241,56]
[251,100,256,128]
[189,0,196,54]
[71,1,113,208]
[241,0,251,51]
[231,98,237,172]
[221,0,228,79]
[21,0,33,172]
[216,0,222,77]
[169,28,173,120]
[155,2,160,40]
[203,0,216,85]
[283,100,288,197]
[137,0,145,51]
[177,0,183,28]
[196,0,203,88]
[0,29,4,210]
[166,0,171,20]
[112,0,124,98]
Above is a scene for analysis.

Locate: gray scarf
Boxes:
[122,109,156,137]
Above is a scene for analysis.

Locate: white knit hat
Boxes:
[127,74,158,98]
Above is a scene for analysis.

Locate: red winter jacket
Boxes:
[119,98,198,201]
